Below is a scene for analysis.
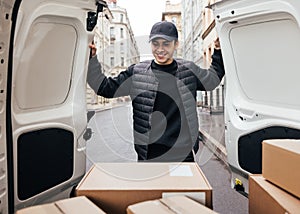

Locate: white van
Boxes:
[3,0,300,212]
[211,0,300,196]
[1,0,101,213]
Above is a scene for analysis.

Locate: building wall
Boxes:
[109,4,140,76]
[182,0,224,112]
[86,2,140,108]
[162,0,183,58]
[182,0,204,106]
[86,7,113,107]
[182,0,203,64]
[202,0,224,113]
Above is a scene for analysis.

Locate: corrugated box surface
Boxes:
[249,175,300,214]
[16,196,106,214]
[76,162,212,214]
[127,195,218,214]
[262,139,300,198]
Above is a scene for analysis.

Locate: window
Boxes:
[120,42,124,53]
[121,57,124,67]
[120,28,124,39]
[110,27,115,40]
[15,22,76,109]
[109,45,114,54]
[110,57,114,67]
[120,14,124,23]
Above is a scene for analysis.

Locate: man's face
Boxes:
[151,38,178,65]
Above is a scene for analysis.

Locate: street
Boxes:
[86,103,248,214]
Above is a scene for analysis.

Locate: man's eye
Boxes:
[163,43,170,47]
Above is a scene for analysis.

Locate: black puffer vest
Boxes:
[131,59,199,160]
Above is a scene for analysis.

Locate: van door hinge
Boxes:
[86,0,108,31]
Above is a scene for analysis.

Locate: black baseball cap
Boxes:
[149,21,178,42]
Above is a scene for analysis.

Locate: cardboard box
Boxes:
[75,162,212,214]
[249,175,300,214]
[126,195,218,214]
[16,196,106,214]
[262,139,300,198]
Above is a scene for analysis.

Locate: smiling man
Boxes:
[149,21,179,65]
[87,21,225,162]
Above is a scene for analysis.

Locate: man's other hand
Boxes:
[89,41,97,57]
[214,37,221,50]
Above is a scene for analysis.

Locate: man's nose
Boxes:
[156,44,165,51]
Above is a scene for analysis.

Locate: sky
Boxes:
[117,0,181,37]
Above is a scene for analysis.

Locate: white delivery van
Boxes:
[211,0,300,196]
[1,0,102,213]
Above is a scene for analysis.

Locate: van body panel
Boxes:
[3,0,96,213]
[211,0,300,193]
[0,1,13,213]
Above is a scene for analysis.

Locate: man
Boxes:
[88,21,225,162]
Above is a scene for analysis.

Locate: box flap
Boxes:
[16,196,106,214]
[160,196,217,213]
[55,196,106,214]
[263,139,300,154]
[77,163,211,191]
[16,204,62,214]
[127,200,172,214]
[127,196,217,214]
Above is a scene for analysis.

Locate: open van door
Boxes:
[2,0,98,213]
[211,0,300,195]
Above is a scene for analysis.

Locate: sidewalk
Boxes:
[87,101,130,112]
[198,108,228,165]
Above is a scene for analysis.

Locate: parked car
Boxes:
[211,0,300,196]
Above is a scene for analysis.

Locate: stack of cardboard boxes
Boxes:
[75,162,217,214]
[249,139,300,213]
[17,162,218,214]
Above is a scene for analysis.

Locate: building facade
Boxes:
[162,0,183,58]
[181,0,224,113]
[86,5,113,108]
[87,1,140,109]
[202,0,224,113]
[108,3,140,76]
